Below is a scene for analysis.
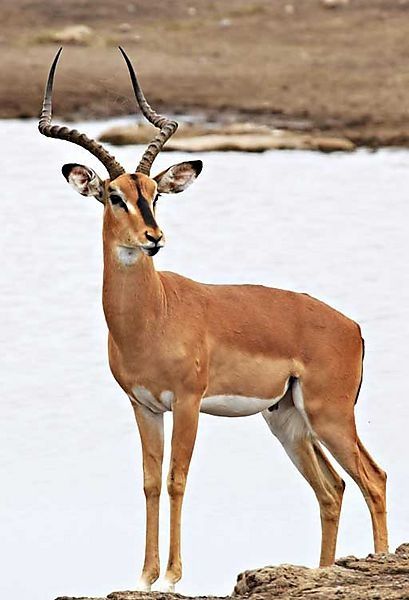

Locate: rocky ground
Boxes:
[2,0,409,148]
[56,543,409,600]
[98,122,356,152]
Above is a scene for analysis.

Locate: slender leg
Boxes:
[356,438,388,552]
[309,411,388,554]
[295,365,388,557]
[132,402,164,590]
[163,394,201,591]
[263,391,345,566]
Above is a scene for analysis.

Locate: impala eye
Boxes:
[153,193,161,209]
[110,194,128,212]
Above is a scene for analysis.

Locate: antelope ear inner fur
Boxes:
[62,163,105,203]
[154,160,203,194]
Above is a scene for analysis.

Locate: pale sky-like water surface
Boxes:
[0,119,408,599]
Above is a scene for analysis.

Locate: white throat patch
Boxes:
[116,245,142,266]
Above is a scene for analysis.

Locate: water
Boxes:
[1,119,408,599]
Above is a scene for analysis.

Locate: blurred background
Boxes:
[1,2,409,600]
[2,0,409,146]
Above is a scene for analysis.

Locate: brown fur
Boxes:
[100,172,388,587]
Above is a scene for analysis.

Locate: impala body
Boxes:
[39,48,388,592]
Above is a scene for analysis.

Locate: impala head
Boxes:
[39,47,202,258]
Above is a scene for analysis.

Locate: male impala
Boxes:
[39,48,388,592]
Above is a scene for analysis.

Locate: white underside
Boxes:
[262,379,314,444]
[131,381,291,417]
[199,393,285,416]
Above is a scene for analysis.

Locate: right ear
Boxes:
[62,163,105,204]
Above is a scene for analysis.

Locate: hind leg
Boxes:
[263,389,345,566]
[298,381,388,554]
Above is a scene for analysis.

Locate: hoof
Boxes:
[157,578,175,593]
[136,579,152,592]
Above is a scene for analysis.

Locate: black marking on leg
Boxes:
[354,335,365,406]
[268,375,296,412]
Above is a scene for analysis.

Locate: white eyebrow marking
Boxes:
[109,187,137,214]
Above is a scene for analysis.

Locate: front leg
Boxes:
[132,401,164,591]
[164,394,201,591]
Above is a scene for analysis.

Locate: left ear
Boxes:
[62,163,105,203]
[154,160,203,194]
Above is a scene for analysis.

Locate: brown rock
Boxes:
[98,122,220,145]
[233,546,409,599]
[37,25,94,46]
[98,123,355,153]
[55,543,409,600]
[165,133,354,153]
[320,0,350,8]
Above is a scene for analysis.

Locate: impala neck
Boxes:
[102,226,165,347]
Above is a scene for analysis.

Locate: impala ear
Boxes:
[153,160,202,194]
[62,163,105,203]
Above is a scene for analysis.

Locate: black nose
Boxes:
[145,231,163,244]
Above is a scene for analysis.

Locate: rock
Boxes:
[99,122,274,145]
[117,23,132,33]
[395,543,409,556]
[42,25,94,45]
[99,123,209,145]
[233,546,409,599]
[55,543,409,600]
[98,122,355,153]
[165,133,354,153]
[320,0,350,8]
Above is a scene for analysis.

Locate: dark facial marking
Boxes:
[109,193,128,212]
[129,174,158,227]
[153,193,161,210]
[137,194,157,227]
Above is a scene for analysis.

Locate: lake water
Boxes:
[1,119,408,599]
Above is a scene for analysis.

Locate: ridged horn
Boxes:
[119,46,178,175]
[38,47,125,180]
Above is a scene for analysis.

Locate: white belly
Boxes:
[200,394,282,417]
[130,385,289,417]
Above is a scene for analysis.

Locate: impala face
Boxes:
[62,161,203,260]
[106,172,163,257]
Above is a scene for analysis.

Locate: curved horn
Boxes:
[38,48,125,181]
[119,46,178,175]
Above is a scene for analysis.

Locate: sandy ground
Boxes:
[1,0,409,145]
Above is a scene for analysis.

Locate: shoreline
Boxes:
[9,110,409,152]
[3,1,409,150]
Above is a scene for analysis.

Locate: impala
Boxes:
[39,48,388,592]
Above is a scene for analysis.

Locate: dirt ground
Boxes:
[2,0,409,146]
